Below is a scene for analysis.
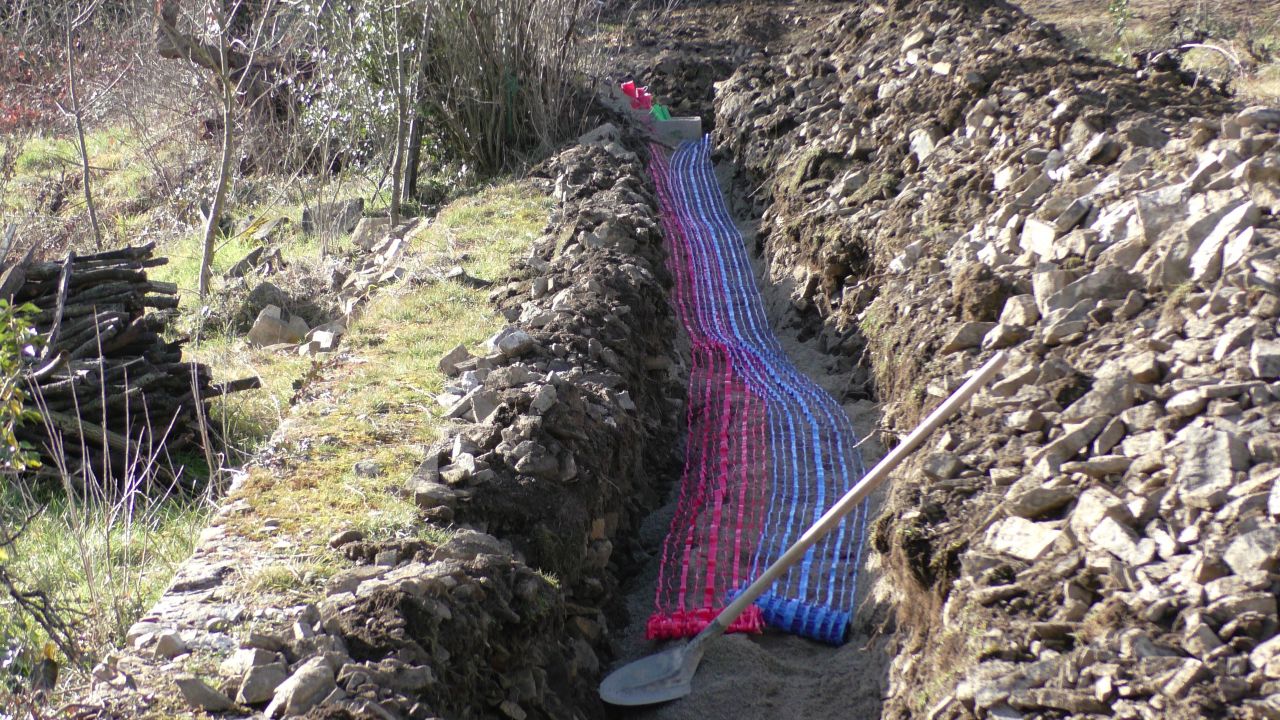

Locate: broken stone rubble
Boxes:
[712,0,1280,716]
[89,130,682,719]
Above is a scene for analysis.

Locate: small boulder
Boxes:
[239,663,289,706]
[351,216,392,250]
[494,328,537,357]
[226,247,265,279]
[413,483,458,510]
[1238,106,1280,129]
[152,631,188,660]
[301,198,364,236]
[1251,339,1280,379]
[999,295,1041,327]
[298,329,339,356]
[328,529,365,549]
[940,322,996,354]
[247,305,309,347]
[438,343,473,376]
[1043,265,1140,314]
[987,517,1062,562]
[237,280,291,329]
[264,657,335,718]
[1061,372,1135,422]
[921,452,964,481]
[221,647,278,677]
[1224,527,1280,576]
[175,676,236,712]
[353,460,382,478]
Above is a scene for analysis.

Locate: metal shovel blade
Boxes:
[598,640,702,706]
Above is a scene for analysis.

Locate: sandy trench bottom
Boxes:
[606,165,895,720]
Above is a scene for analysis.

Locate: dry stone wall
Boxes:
[301,131,683,719]
[91,130,681,720]
[709,0,1280,718]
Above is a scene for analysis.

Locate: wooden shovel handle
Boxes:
[701,350,1010,639]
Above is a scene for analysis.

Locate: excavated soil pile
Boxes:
[620,2,822,124]
[309,137,684,719]
[706,0,1280,718]
[90,133,685,720]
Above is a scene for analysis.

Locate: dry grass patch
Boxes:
[0,179,547,706]
[225,180,550,555]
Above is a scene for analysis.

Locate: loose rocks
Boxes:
[712,0,1280,718]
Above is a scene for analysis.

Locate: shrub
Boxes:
[301,0,596,176]
[0,301,41,476]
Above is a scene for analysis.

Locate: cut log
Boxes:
[4,243,258,491]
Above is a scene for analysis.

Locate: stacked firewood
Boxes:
[2,242,259,489]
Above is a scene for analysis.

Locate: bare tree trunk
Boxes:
[65,1,102,250]
[199,36,236,301]
[402,34,431,207]
[402,111,423,207]
[389,1,407,227]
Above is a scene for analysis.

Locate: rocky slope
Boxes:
[703,0,1280,718]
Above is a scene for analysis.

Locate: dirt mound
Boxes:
[307,137,684,718]
[709,0,1280,717]
[79,131,684,720]
[612,1,821,123]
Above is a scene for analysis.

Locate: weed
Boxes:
[1164,281,1192,310]
[858,306,886,339]
[242,558,337,598]
[0,484,211,661]
[907,607,984,715]
[1106,0,1132,42]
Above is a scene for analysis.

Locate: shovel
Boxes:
[600,350,1010,706]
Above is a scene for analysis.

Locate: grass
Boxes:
[1239,63,1280,101]
[5,126,181,218]
[184,181,550,470]
[0,111,550,705]
[0,484,212,670]
[906,606,986,716]
[194,338,313,462]
[223,179,550,560]
[242,556,341,598]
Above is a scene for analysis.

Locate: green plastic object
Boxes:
[650,104,672,121]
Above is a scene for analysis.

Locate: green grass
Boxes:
[169,182,549,462]
[150,232,274,296]
[149,208,340,302]
[226,179,550,554]
[242,556,342,598]
[0,485,211,665]
[194,337,314,462]
[6,127,172,217]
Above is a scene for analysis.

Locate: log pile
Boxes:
[1,242,260,489]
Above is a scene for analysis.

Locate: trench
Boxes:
[604,151,895,720]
